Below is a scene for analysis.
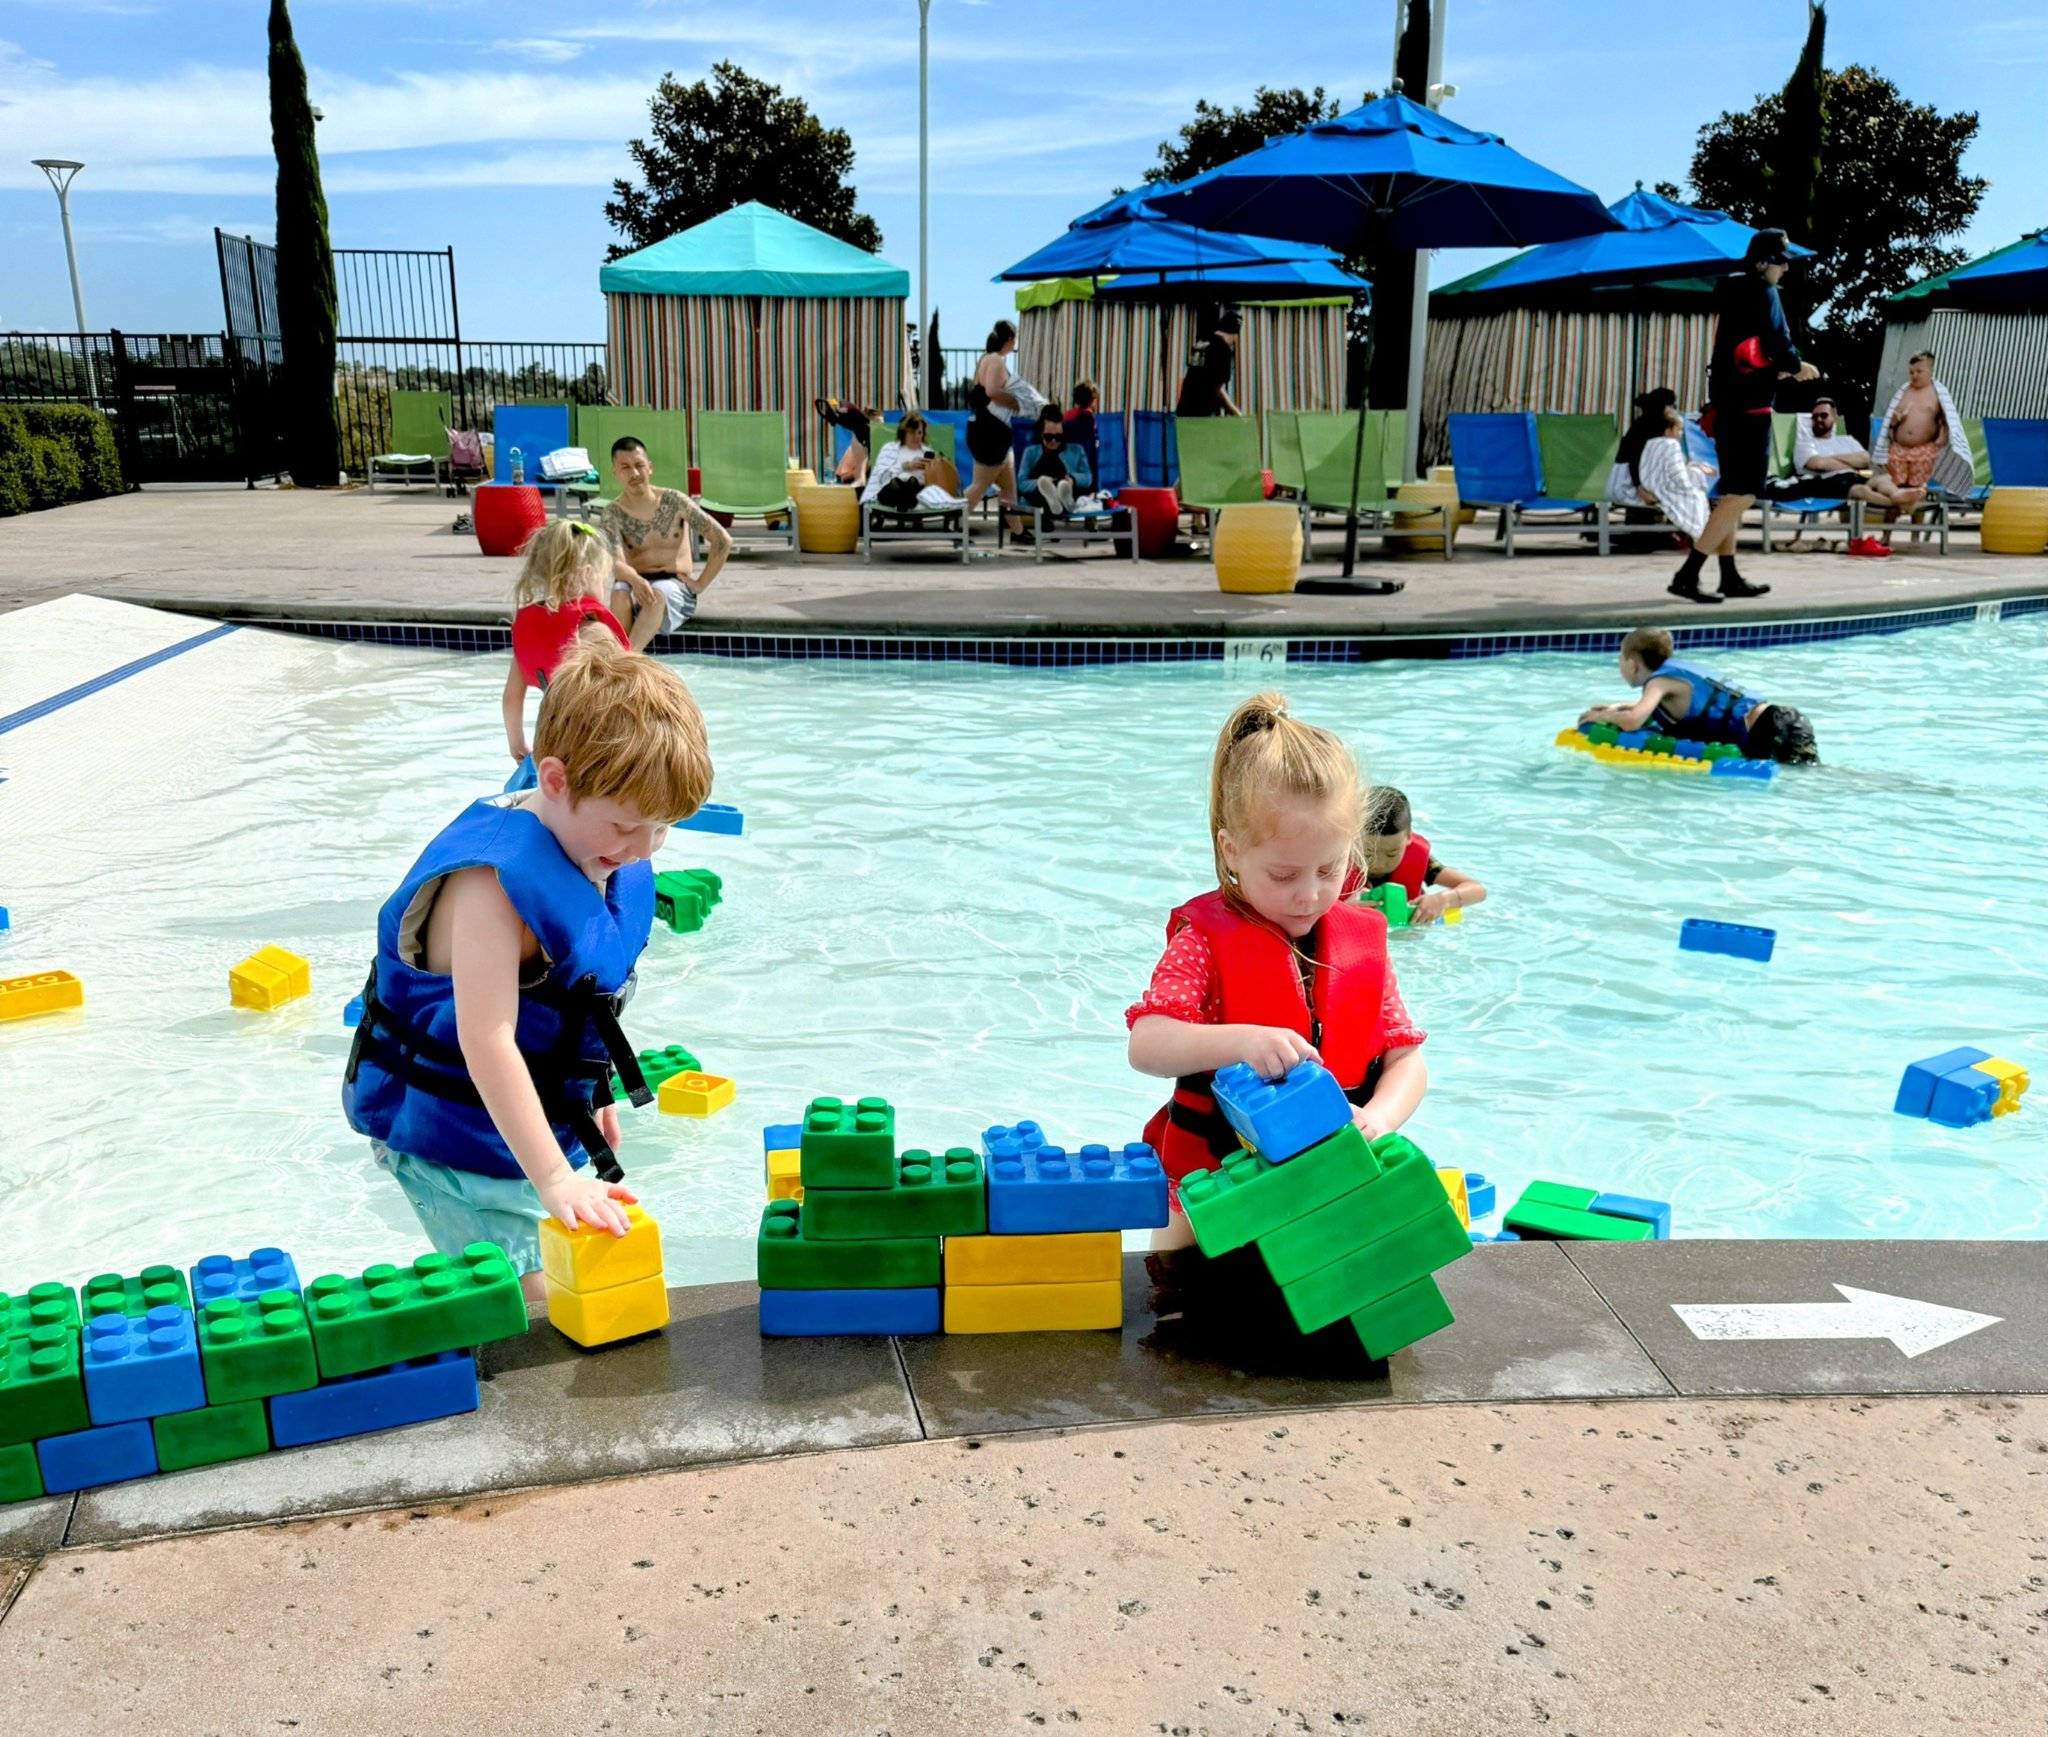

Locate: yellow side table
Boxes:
[796,482,860,554]
[1981,487,2048,554]
[1213,501,1303,593]
[1391,479,1459,555]
[1430,463,1476,527]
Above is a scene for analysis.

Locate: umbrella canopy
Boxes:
[1943,230,2048,310]
[1469,187,1812,296]
[995,184,1328,283]
[1151,93,1620,254]
[1096,257,1368,304]
[600,200,908,298]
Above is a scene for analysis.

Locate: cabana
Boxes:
[1877,233,2048,418]
[601,201,910,478]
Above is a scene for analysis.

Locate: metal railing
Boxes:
[334,339,609,478]
[2,332,114,405]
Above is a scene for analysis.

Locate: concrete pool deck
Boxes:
[1,482,2045,638]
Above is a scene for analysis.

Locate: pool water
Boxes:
[2,606,2043,1288]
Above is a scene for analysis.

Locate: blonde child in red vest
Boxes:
[1127,692,1428,1252]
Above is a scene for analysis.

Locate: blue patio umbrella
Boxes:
[1475,187,1813,295]
[1095,257,1368,303]
[1944,230,2048,310]
[995,184,1331,284]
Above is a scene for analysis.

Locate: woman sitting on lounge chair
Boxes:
[861,411,965,515]
[1607,390,1713,542]
[1017,406,1094,521]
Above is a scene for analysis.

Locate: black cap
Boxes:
[1744,228,1793,267]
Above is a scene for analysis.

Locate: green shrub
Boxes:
[0,400,123,515]
[22,403,124,499]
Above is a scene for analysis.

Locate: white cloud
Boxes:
[491,38,585,64]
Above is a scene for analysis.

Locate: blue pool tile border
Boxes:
[240,596,2046,665]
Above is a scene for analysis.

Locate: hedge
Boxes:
[0,402,126,517]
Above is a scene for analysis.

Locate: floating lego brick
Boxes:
[1359,882,1410,925]
[343,994,364,1027]
[1503,1183,1656,1243]
[0,1440,42,1505]
[758,1286,940,1337]
[1928,1064,2002,1129]
[0,906,9,933]
[546,1273,669,1347]
[229,944,311,1010]
[1469,1230,1522,1244]
[82,1305,206,1425]
[1678,918,1776,963]
[674,802,743,836]
[765,1148,803,1202]
[1436,1168,1470,1229]
[986,1143,1168,1235]
[0,1323,89,1447]
[657,1071,734,1116]
[944,1231,1120,1288]
[36,1419,157,1493]
[0,969,84,1023]
[267,1351,480,1448]
[944,1279,1122,1334]
[1349,1274,1454,1360]
[1893,1046,1992,1118]
[540,1203,664,1294]
[1463,1172,1496,1220]
[153,1398,270,1473]
[1180,1124,1380,1259]
[1977,1057,2030,1117]
[196,1292,319,1405]
[764,1121,803,1153]
[82,1265,191,1321]
[982,1121,1049,1161]
[1212,1057,1354,1163]
[756,1200,940,1290]
[1,1281,79,1338]
[1590,1192,1672,1240]
[1257,1138,1449,1288]
[1709,759,1776,781]
[190,1248,302,1307]
[653,873,708,934]
[304,1245,528,1380]
[1279,1200,1472,1336]
[637,1044,703,1091]
[799,1096,897,1190]
[802,1149,986,1241]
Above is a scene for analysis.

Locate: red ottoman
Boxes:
[1116,486,1179,558]
[474,484,547,557]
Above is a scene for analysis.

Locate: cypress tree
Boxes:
[268,0,340,486]
[1772,2,1828,332]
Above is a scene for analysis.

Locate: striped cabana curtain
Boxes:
[605,292,909,476]
[1016,299,1345,415]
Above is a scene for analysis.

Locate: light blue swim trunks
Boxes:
[373,1141,547,1276]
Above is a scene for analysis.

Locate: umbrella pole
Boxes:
[1303,303,1403,596]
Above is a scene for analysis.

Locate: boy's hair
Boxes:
[513,519,614,612]
[1366,786,1412,836]
[1620,625,1674,671]
[610,436,647,460]
[1209,691,1365,897]
[534,635,712,823]
[1071,380,1096,408]
[1909,350,1935,367]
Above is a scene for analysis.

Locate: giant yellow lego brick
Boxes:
[1436,1167,1470,1229]
[943,1278,1122,1334]
[658,1071,735,1115]
[229,945,311,1010]
[0,969,84,1023]
[765,1148,803,1201]
[545,1272,670,1347]
[538,1202,664,1293]
[943,1231,1119,1287]
[1979,1057,2029,1116]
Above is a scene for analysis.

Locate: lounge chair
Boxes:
[491,403,573,496]
[861,487,970,563]
[1266,410,1306,499]
[574,406,690,516]
[1449,412,1611,555]
[1754,412,1856,551]
[369,390,450,492]
[1173,416,1265,535]
[1133,411,1178,488]
[696,410,799,553]
[1299,410,1448,562]
[1981,417,2048,488]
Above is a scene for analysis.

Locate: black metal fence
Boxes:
[333,341,609,480]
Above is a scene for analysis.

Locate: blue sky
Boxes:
[0,0,2040,346]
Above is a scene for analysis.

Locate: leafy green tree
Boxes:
[605,63,881,259]
[268,0,340,486]
[1139,86,1349,187]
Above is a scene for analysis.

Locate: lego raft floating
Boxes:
[1556,722,1775,780]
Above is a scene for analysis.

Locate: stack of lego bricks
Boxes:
[1501,1182,1672,1242]
[1894,1046,2030,1129]
[541,1206,670,1348]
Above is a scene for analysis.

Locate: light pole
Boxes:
[1397,0,1448,483]
[32,158,96,402]
[917,0,932,407]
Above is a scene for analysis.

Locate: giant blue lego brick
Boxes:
[1211,1058,1353,1163]
[758,1287,941,1337]
[1709,758,1777,781]
[1679,918,1776,962]
[1590,1192,1672,1240]
[986,1142,1168,1234]
[1463,1172,1496,1220]
[267,1350,480,1448]
[0,906,10,933]
[763,1121,803,1153]
[190,1248,302,1308]
[1469,1230,1522,1243]
[81,1304,206,1425]
[343,994,364,1027]
[36,1418,158,1493]
[674,802,743,836]
[1894,1047,1992,1118]
[1927,1064,2001,1129]
[983,1120,1050,1161]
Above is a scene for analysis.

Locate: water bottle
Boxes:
[510,446,525,485]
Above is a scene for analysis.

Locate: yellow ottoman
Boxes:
[796,482,860,554]
[1981,487,2048,555]
[1430,463,1477,527]
[1391,479,1458,555]
[1213,501,1303,594]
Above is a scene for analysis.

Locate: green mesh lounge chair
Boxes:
[1266,410,1306,498]
[696,410,798,552]
[370,390,451,491]
[575,406,690,516]
[1299,410,1447,561]
[1756,411,1855,552]
[1173,416,1266,530]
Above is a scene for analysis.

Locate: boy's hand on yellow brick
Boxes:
[538,1168,638,1237]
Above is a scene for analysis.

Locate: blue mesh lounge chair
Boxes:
[1449,412,1610,555]
[1981,418,2048,488]
[1133,411,1179,488]
[1094,411,1130,494]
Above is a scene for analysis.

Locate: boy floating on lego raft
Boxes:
[1572,625,1818,768]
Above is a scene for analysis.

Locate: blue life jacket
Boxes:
[1650,657,1767,743]
[344,798,655,1181]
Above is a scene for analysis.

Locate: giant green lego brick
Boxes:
[1179,1123,1380,1258]
[0,1440,43,1504]
[1279,1196,1472,1335]
[1349,1274,1455,1359]
[197,1291,318,1405]
[82,1266,191,1321]
[1517,1180,1600,1213]
[653,871,710,934]
[2,1282,79,1338]
[756,1200,940,1290]
[1503,1198,1655,1242]
[305,1245,529,1379]
[1255,1141,1451,1287]
[801,1149,987,1241]
[798,1096,898,1190]
[152,1398,270,1472]
[635,1044,702,1092]
[0,1323,90,1447]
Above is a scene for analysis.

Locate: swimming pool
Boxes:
[2,597,2043,1289]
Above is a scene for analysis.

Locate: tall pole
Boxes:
[917,0,932,407]
[33,159,96,402]
[1398,0,1448,483]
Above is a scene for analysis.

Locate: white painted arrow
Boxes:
[1671,1287,2003,1359]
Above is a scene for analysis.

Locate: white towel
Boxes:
[1612,439,1710,540]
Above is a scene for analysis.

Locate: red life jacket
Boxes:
[1341,832,1431,901]
[1140,888,1390,1184]
[511,597,627,688]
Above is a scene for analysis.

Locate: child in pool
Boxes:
[502,520,662,789]
[348,635,714,1302]
[1354,787,1487,926]
[1127,691,1428,1251]
[1580,625,1819,765]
